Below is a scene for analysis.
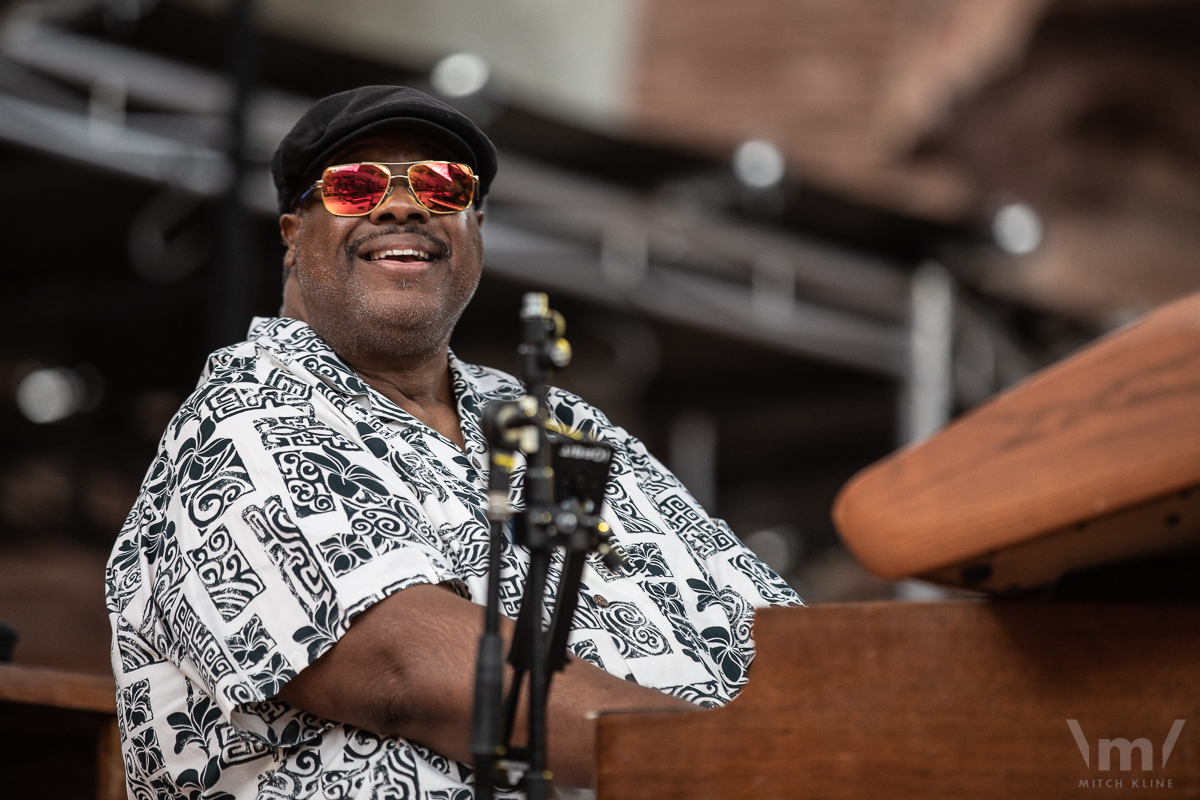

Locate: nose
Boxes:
[369,177,432,224]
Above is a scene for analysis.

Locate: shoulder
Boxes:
[168,348,314,444]
[153,331,365,478]
[461,360,626,446]
[450,357,524,399]
[449,355,617,424]
[544,386,629,446]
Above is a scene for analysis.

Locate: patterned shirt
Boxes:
[106,316,801,800]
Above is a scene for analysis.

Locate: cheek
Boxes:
[455,220,485,269]
[312,222,348,259]
[296,220,353,278]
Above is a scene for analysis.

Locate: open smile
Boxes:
[354,233,449,270]
[367,247,435,263]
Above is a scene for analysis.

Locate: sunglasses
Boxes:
[299,161,479,216]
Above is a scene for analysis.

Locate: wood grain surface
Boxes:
[0,662,117,713]
[0,663,124,799]
[596,604,1200,799]
[921,489,1200,592]
[833,292,1200,582]
[97,716,126,800]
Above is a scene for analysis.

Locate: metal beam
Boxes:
[3,17,230,115]
[0,91,232,195]
[489,154,910,323]
[482,222,906,376]
[0,20,912,378]
[0,19,310,159]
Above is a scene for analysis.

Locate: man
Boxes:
[106,85,801,800]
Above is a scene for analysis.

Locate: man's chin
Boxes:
[320,303,458,362]
[299,272,477,363]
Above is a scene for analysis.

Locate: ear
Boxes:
[278,212,309,322]
[280,213,302,269]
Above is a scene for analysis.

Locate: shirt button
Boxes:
[593,594,609,608]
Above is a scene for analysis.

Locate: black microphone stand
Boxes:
[471,293,624,800]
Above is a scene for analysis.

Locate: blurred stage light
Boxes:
[431,53,490,98]
[992,202,1043,255]
[16,367,86,424]
[733,139,785,188]
[743,527,797,575]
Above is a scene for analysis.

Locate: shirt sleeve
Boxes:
[544,386,804,610]
[145,381,459,744]
[619,433,804,609]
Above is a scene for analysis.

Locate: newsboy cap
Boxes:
[270,85,498,213]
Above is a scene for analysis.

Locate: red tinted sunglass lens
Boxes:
[408,162,475,212]
[321,164,391,215]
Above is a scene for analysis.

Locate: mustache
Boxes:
[344,224,451,262]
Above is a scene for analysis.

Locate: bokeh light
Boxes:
[733,139,785,188]
[431,53,491,98]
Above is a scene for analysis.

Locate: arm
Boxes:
[275,582,694,788]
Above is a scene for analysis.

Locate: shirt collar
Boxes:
[246,316,527,451]
[247,316,371,397]
[449,353,526,458]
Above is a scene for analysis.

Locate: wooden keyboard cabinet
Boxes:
[596,603,1200,799]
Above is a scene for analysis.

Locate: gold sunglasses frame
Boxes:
[301,161,480,216]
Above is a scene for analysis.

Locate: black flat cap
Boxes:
[270,85,498,213]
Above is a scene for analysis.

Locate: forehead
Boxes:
[324,132,457,169]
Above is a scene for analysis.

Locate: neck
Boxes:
[280,284,466,449]
[344,343,467,451]
[344,344,452,409]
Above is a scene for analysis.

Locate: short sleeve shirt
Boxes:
[106,316,802,800]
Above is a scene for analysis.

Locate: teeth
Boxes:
[369,248,432,261]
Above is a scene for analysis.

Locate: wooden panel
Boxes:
[0,544,113,674]
[922,489,1200,592]
[0,663,122,800]
[97,716,127,800]
[833,292,1200,583]
[596,604,1200,799]
[0,703,115,800]
[0,662,117,713]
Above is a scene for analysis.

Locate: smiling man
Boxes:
[106,86,801,800]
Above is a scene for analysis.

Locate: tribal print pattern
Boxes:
[107,316,800,799]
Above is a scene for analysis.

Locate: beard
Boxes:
[294,223,482,366]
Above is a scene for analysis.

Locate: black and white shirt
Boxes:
[106,316,802,800]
